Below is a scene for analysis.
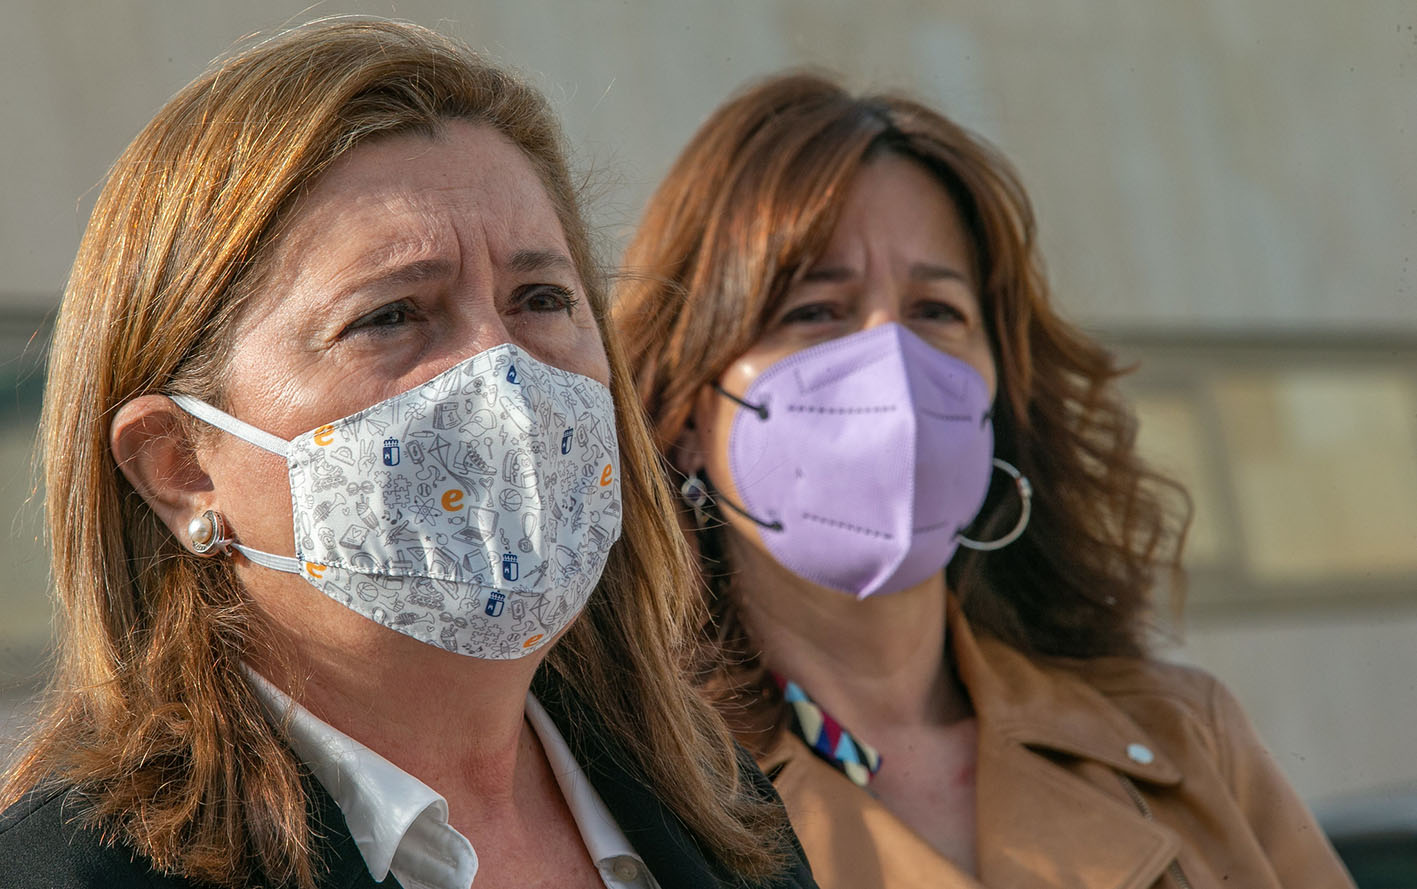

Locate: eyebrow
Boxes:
[800,265,854,283]
[908,262,968,283]
[330,257,458,303]
[506,248,576,275]
[320,247,576,313]
[375,258,458,288]
[799,262,969,283]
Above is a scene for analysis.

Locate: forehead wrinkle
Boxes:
[305,231,453,308]
[261,127,571,321]
[293,193,459,306]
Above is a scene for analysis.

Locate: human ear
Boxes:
[110,395,215,549]
[670,383,721,476]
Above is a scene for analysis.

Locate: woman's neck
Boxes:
[729,534,971,736]
[249,581,543,805]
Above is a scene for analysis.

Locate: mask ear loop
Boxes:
[185,508,302,573]
[168,394,291,457]
[699,383,784,531]
[166,393,303,575]
[680,469,784,533]
[712,383,769,420]
[957,458,1033,552]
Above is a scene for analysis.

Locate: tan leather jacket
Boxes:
[759,601,1355,889]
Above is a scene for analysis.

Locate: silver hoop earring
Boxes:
[188,509,232,555]
[680,471,712,526]
[957,458,1033,552]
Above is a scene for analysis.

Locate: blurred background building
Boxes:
[3,0,1414,870]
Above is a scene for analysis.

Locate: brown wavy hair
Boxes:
[2,20,787,887]
[615,73,1191,682]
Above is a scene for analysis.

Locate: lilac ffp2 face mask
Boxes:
[718,323,1003,598]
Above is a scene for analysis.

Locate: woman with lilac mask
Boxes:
[615,73,1353,889]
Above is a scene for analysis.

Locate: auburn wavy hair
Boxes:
[615,73,1191,682]
[2,20,786,888]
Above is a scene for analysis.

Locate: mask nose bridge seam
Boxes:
[791,343,894,395]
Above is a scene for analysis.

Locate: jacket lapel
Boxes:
[531,671,723,888]
[974,740,1178,889]
[950,601,1182,889]
[532,669,817,889]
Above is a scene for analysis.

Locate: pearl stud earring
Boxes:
[188,509,230,555]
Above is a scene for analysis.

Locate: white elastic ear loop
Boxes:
[168,394,302,574]
[168,394,291,458]
[232,544,303,575]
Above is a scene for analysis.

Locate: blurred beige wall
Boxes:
[6,1,1416,328]
[2,0,1414,804]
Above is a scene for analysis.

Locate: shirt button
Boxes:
[611,858,641,882]
[1126,742,1155,765]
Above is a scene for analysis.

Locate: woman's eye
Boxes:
[779,302,841,325]
[913,300,967,323]
[516,284,580,315]
[345,300,412,334]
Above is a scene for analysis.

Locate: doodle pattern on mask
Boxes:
[286,345,621,659]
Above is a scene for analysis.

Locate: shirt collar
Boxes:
[247,670,655,888]
[246,670,472,887]
[525,695,654,885]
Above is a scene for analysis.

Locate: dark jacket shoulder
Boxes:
[0,786,186,889]
[3,674,815,889]
[0,779,390,889]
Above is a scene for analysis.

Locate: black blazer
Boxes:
[0,675,817,889]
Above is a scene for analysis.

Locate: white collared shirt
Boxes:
[247,673,658,889]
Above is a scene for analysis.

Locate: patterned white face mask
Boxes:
[170,343,621,659]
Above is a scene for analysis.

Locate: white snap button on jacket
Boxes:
[1126,742,1155,765]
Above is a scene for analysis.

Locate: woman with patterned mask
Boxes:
[0,22,815,889]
